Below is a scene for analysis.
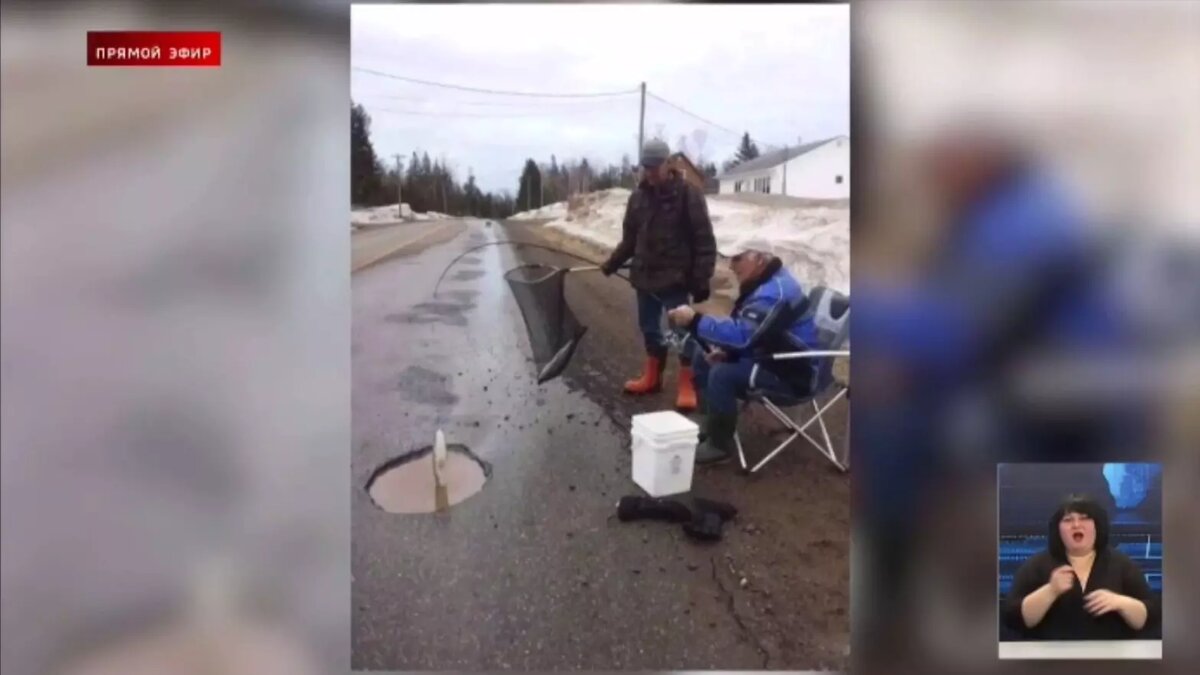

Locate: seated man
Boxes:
[668,249,820,465]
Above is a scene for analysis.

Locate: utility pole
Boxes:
[539,165,544,208]
[441,177,448,215]
[781,144,787,196]
[394,154,403,215]
[637,81,646,162]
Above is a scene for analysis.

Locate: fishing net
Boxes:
[504,264,588,384]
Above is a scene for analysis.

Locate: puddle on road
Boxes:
[391,365,458,405]
[452,269,486,281]
[366,444,490,514]
[385,290,478,327]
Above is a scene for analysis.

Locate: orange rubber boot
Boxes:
[675,365,698,412]
[624,357,665,395]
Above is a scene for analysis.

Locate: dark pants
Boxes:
[636,288,693,364]
[691,356,803,415]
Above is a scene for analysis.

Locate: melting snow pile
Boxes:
[351,204,451,226]
[509,201,569,221]
[528,189,850,294]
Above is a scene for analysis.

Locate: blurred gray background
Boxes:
[853,1,1198,673]
[2,2,349,673]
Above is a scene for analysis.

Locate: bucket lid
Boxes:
[632,411,698,437]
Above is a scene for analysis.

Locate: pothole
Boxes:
[365,444,490,514]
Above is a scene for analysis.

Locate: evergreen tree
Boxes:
[735,132,761,163]
[351,103,382,206]
[405,152,422,212]
[515,159,541,212]
[464,171,480,216]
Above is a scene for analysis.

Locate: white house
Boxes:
[717,135,849,199]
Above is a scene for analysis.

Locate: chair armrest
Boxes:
[765,350,850,361]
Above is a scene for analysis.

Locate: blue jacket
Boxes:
[856,167,1125,385]
[689,258,820,388]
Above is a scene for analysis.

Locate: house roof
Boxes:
[717,135,846,180]
[669,152,702,176]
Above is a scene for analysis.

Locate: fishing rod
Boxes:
[432,239,632,299]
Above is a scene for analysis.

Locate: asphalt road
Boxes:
[351,221,465,272]
[351,218,850,671]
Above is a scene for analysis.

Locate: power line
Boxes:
[646,90,800,156]
[645,91,744,138]
[374,106,624,119]
[354,66,640,99]
[357,91,634,109]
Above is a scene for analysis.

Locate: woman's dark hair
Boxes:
[1047,494,1110,561]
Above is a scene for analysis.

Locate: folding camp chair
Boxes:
[734,286,850,474]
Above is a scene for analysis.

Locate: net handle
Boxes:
[567,266,601,273]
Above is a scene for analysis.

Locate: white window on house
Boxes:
[835,174,844,184]
[765,177,771,194]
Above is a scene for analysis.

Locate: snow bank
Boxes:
[351,204,406,226]
[414,211,451,221]
[538,189,850,294]
[351,204,450,226]
[510,201,569,221]
[709,199,850,295]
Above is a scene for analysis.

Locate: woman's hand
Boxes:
[1083,589,1129,616]
[1048,565,1076,596]
[1085,589,1148,629]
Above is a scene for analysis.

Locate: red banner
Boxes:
[87,31,221,67]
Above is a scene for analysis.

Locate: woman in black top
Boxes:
[1003,494,1160,640]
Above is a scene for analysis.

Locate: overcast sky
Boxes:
[352,3,849,195]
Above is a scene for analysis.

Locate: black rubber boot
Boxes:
[616,496,693,523]
[695,411,736,465]
[692,497,738,521]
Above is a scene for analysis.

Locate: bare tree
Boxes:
[691,128,708,167]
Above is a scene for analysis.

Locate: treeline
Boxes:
[353,102,760,218]
[513,153,720,211]
[352,103,517,217]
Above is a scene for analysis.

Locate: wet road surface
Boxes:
[351,219,849,670]
[351,220,464,272]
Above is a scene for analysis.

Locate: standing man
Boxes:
[600,139,717,411]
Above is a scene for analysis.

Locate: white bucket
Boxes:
[631,411,698,497]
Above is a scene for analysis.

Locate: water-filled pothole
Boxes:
[365,444,490,514]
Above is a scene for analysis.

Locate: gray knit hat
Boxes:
[640,139,670,168]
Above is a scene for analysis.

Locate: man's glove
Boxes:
[690,283,711,304]
[600,260,619,276]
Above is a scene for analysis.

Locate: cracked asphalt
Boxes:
[352,218,849,670]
